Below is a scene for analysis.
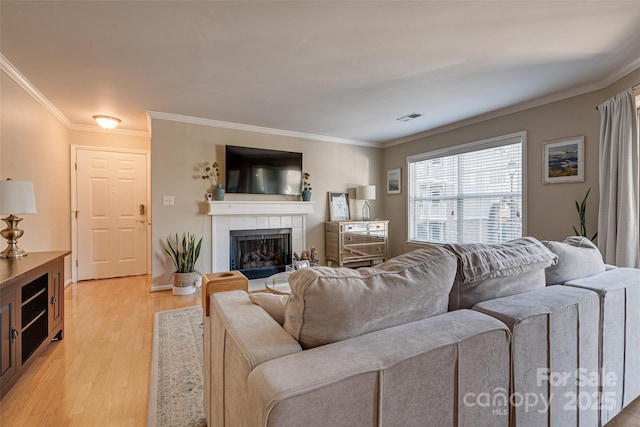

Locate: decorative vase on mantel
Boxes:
[214,184,225,201]
[302,188,312,202]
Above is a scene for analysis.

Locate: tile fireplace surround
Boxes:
[207,201,315,280]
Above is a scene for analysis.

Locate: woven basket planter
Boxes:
[172,272,198,295]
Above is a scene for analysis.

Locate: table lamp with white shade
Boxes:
[356,185,376,221]
[0,179,37,258]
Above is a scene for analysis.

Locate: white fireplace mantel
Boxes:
[208,201,315,276]
[207,200,315,216]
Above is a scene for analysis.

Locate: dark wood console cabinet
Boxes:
[0,251,69,398]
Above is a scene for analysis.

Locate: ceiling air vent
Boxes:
[396,112,423,122]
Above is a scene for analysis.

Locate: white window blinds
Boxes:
[408,133,524,244]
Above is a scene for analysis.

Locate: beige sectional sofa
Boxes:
[203,237,640,427]
[564,267,640,425]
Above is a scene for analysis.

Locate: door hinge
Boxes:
[75,162,77,170]
[76,259,78,267]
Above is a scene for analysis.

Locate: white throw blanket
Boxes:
[445,237,558,283]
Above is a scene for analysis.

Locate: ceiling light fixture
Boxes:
[93,115,122,129]
[396,112,423,122]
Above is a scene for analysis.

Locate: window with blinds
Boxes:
[408,133,525,244]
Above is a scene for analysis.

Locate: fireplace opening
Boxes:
[229,228,292,280]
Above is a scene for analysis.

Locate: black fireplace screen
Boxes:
[229,228,292,279]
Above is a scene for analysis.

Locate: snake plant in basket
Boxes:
[163,233,203,295]
[572,188,598,242]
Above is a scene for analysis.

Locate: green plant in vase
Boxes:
[202,161,224,200]
[163,232,203,295]
[572,188,597,241]
[302,172,312,201]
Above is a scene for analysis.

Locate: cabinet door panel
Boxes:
[49,263,63,332]
[0,290,17,382]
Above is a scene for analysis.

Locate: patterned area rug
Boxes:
[147,306,207,427]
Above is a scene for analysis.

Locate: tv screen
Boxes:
[225,145,303,195]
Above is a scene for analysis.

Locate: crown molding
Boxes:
[599,56,640,89]
[5,50,638,150]
[147,111,379,148]
[383,83,605,148]
[384,61,640,148]
[1,53,72,127]
[69,123,150,138]
[2,53,150,138]
[382,83,599,148]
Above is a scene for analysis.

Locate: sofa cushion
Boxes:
[449,268,546,310]
[283,246,457,349]
[249,310,510,427]
[564,268,640,420]
[542,236,605,285]
[563,267,640,425]
[444,237,558,310]
[249,292,288,326]
[472,285,600,426]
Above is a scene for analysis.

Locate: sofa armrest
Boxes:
[247,310,511,427]
[210,290,302,365]
[201,271,249,316]
[204,290,302,427]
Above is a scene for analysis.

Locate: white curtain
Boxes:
[597,88,639,267]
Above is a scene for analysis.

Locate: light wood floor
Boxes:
[0,275,200,426]
[1,274,639,426]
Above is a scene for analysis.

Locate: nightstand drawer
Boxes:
[343,243,386,260]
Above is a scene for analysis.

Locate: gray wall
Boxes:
[4,62,638,286]
[382,68,640,257]
[150,119,383,287]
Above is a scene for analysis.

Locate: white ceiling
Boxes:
[2,1,640,146]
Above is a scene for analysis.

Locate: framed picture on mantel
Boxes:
[328,192,350,221]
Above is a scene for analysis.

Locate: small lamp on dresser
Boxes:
[0,179,37,258]
[356,185,376,221]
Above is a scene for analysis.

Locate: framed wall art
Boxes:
[328,192,350,221]
[296,260,310,269]
[387,168,401,194]
[543,136,584,184]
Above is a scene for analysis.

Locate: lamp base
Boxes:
[0,215,28,258]
[0,243,27,258]
[362,201,371,221]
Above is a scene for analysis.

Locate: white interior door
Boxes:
[76,149,148,280]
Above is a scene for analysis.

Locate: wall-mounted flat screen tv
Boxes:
[225,145,303,195]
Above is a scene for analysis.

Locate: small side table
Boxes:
[264,271,291,295]
[201,271,248,316]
